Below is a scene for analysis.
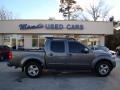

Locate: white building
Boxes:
[0,20,113,49]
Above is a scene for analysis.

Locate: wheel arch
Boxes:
[21,58,43,72]
[91,57,113,69]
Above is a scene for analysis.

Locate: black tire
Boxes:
[25,62,42,78]
[95,61,112,77]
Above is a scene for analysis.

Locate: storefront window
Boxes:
[18,38,24,50]
[32,35,45,49]
[1,34,104,50]
[32,39,38,47]
[3,34,24,49]
[79,35,100,46]
[38,35,46,48]
[32,35,38,48]
[39,38,44,48]
[3,35,11,47]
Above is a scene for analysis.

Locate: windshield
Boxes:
[95,46,109,52]
[89,45,109,52]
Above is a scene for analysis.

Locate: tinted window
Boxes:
[68,41,85,53]
[51,41,65,52]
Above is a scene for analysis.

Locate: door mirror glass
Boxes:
[82,48,89,53]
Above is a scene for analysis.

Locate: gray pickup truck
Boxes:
[8,37,116,78]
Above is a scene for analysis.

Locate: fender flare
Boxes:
[91,56,113,69]
[21,56,44,67]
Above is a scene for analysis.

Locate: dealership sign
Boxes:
[19,24,84,30]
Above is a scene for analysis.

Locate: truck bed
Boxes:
[11,49,45,67]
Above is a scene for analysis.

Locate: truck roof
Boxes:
[45,37,76,40]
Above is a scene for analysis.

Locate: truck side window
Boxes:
[68,41,85,53]
[51,41,65,53]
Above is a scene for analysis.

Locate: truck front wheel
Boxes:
[25,62,42,78]
[95,61,112,77]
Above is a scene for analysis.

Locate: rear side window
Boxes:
[51,41,65,53]
[68,41,85,53]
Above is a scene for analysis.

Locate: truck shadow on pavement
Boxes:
[15,70,105,82]
[42,70,95,77]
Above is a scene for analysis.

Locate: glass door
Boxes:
[10,37,17,50]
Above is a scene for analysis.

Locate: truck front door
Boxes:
[66,41,95,69]
[45,40,68,69]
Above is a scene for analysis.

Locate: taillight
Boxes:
[9,51,12,60]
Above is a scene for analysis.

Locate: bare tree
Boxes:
[48,17,55,20]
[59,0,83,20]
[0,7,13,20]
[81,0,111,21]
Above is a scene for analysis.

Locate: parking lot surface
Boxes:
[0,57,120,90]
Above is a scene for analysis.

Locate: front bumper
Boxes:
[112,59,116,68]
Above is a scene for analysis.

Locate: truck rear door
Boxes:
[45,40,68,69]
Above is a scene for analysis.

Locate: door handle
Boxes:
[67,53,72,56]
[49,53,53,56]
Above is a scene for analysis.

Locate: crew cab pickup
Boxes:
[8,37,116,78]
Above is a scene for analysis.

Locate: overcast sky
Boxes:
[0,0,120,20]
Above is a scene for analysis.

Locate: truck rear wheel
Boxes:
[25,62,42,78]
[95,61,112,77]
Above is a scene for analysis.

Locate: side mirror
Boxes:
[82,48,89,53]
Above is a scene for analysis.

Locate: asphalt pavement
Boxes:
[0,57,120,90]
